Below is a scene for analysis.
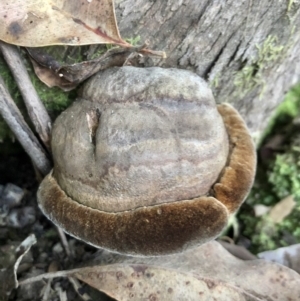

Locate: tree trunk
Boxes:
[115,0,300,142]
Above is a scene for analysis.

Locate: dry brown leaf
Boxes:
[0,0,130,47]
[258,243,300,274]
[27,44,165,90]
[27,46,145,91]
[20,241,300,301]
[74,241,300,300]
[30,59,76,91]
[75,265,253,300]
[268,195,296,224]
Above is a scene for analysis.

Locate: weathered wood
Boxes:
[0,75,51,175]
[115,0,300,142]
[0,41,52,151]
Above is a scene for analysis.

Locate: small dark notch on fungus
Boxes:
[38,67,256,256]
[86,108,101,147]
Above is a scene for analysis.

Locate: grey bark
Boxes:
[115,0,300,142]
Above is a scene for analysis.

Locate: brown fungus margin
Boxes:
[214,103,256,214]
[37,103,256,256]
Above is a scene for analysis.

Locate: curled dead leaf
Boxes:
[19,241,300,301]
[258,243,300,274]
[28,44,165,90]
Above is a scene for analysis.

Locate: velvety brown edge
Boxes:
[38,172,229,256]
[215,103,257,213]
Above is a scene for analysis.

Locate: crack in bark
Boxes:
[227,41,242,67]
[194,0,211,27]
[203,46,226,80]
[203,29,240,80]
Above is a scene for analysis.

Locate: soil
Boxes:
[0,145,112,301]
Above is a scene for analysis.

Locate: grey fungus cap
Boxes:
[37,67,256,256]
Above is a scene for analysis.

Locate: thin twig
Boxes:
[68,277,92,301]
[0,74,51,175]
[0,41,52,151]
[56,226,72,258]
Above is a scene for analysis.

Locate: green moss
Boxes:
[288,0,295,11]
[32,45,85,65]
[276,84,300,118]
[239,84,300,253]
[210,73,220,88]
[240,202,293,253]
[287,0,300,13]
[0,55,24,142]
[234,35,286,97]
[269,141,300,200]
[233,65,265,97]
[244,216,278,251]
[89,47,109,60]
[125,35,141,46]
[257,83,300,146]
[242,159,300,253]
[256,36,285,64]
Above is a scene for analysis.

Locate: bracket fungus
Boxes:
[37,67,256,256]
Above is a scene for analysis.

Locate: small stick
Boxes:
[0,74,51,175]
[68,277,92,301]
[0,41,52,151]
[56,226,72,258]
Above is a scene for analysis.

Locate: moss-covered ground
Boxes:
[237,84,300,253]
